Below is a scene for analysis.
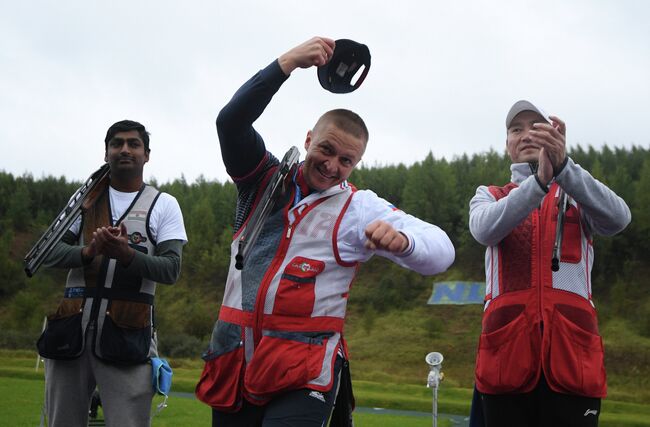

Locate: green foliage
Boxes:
[159,333,205,359]
[0,145,648,378]
[0,229,24,297]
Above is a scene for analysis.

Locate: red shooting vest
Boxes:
[475,182,606,398]
[196,181,358,411]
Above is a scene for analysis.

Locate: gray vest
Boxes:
[65,185,160,363]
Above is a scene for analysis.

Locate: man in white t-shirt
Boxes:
[38,120,187,427]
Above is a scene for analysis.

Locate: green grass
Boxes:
[3,374,649,427]
[0,376,454,427]
[2,348,650,427]
[0,377,47,427]
[353,412,452,427]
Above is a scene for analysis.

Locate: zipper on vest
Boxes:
[535,208,544,330]
[251,196,297,345]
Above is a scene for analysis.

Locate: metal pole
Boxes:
[425,352,444,427]
[432,384,438,427]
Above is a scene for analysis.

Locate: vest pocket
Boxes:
[37,298,85,360]
[98,300,152,364]
[545,308,606,397]
[272,257,325,317]
[244,331,331,398]
[476,310,538,393]
[195,346,245,412]
[558,206,582,263]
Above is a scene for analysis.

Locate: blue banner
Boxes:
[427,281,485,305]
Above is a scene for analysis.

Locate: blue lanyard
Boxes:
[292,165,302,207]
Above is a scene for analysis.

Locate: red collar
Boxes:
[295,165,312,197]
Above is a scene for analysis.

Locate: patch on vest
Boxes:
[290,259,325,275]
[127,210,148,222]
[129,232,148,244]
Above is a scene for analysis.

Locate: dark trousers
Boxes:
[213,357,343,427]
[478,376,601,427]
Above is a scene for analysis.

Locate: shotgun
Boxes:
[24,163,110,277]
[235,146,300,270]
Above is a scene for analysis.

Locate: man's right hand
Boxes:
[533,116,567,184]
[278,37,335,76]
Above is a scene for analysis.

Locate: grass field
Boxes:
[0,377,454,427]
[1,349,649,427]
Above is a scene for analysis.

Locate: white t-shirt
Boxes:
[70,186,187,245]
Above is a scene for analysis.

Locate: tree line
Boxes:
[1,145,649,355]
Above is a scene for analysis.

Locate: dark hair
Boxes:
[104,120,150,152]
[314,109,369,146]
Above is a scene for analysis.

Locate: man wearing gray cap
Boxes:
[468,101,631,426]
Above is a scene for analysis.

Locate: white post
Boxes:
[425,352,444,427]
[35,316,47,372]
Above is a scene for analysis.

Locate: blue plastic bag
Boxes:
[151,357,173,396]
[151,357,172,415]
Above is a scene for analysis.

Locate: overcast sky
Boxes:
[1,0,649,184]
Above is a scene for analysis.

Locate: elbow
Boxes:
[439,239,456,273]
[216,108,229,133]
[469,224,496,247]
[469,216,488,246]
[159,258,182,285]
[216,105,238,135]
[621,208,632,231]
[614,210,632,235]
[435,247,455,275]
[600,210,632,236]
[422,235,456,276]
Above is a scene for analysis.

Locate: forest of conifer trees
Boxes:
[1,145,649,357]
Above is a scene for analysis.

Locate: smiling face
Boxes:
[104,130,149,178]
[302,121,365,191]
[506,110,547,163]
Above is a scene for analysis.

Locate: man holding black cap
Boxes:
[195,37,455,426]
[38,120,187,427]
[468,101,631,426]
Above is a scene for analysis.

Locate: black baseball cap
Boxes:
[317,39,371,94]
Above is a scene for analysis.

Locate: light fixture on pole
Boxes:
[425,352,444,427]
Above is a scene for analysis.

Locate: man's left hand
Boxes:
[364,220,409,253]
[530,115,567,176]
[94,223,135,266]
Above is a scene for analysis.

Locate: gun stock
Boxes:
[23,163,110,277]
[235,147,300,270]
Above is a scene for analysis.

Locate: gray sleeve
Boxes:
[121,239,184,284]
[43,230,87,269]
[469,176,548,246]
[555,157,631,236]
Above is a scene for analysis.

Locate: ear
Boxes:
[304,130,313,151]
[144,150,150,164]
[104,151,108,162]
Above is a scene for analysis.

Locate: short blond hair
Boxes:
[314,109,369,146]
